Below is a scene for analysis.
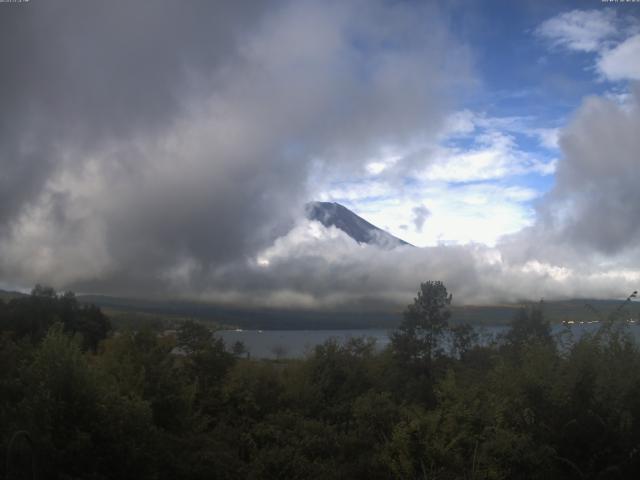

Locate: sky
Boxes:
[1,0,640,308]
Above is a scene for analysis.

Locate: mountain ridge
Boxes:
[305,201,412,248]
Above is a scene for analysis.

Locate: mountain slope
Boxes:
[305,201,411,248]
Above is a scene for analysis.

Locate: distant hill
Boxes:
[78,294,401,330]
[8,290,636,330]
[5,286,639,330]
[452,298,640,325]
[0,289,27,302]
[77,293,640,330]
[306,201,411,248]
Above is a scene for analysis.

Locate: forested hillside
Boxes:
[2,284,640,479]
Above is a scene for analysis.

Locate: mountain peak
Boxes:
[305,201,412,248]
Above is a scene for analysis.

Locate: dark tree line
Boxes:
[0,285,110,351]
[2,283,640,479]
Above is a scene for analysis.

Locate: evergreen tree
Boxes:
[391,281,452,367]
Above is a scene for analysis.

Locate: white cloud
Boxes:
[420,131,555,183]
[313,108,556,250]
[318,180,394,202]
[202,219,640,308]
[441,109,477,137]
[442,110,560,151]
[536,9,640,83]
[363,150,402,175]
[331,182,538,248]
[535,9,618,53]
[534,128,560,150]
[598,34,640,81]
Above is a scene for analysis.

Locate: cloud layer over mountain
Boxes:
[1,2,639,308]
[0,0,469,298]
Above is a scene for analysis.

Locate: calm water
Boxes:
[218,323,640,359]
[219,329,393,359]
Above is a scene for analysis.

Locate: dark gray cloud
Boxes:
[412,205,431,233]
[0,0,264,223]
[0,0,471,298]
[501,85,640,267]
[549,85,640,254]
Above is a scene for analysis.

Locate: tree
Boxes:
[176,320,235,416]
[391,281,452,367]
[176,320,213,355]
[232,340,248,357]
[0,286,110,349]
[505,303,552,349]
[450,323,478,359]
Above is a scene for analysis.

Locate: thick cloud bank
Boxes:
[1,1,638,308]
[502,86,640,261]
[0,0,469,300]
[206,88,640,308]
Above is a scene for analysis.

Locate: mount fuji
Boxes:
[305,201,412,249]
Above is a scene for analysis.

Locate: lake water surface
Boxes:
[218,323,640,359]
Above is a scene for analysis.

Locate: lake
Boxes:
[217,322,640,359]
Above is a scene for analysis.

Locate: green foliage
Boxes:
[388,281,456,404]
[450,322,479,359]
[391,280,452,366]
[12,323,158,479]
[0,285,110,350]
[505,303,552,349]
[4,283,640,479]
[177,320,213,354]
[223,360,284,420]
